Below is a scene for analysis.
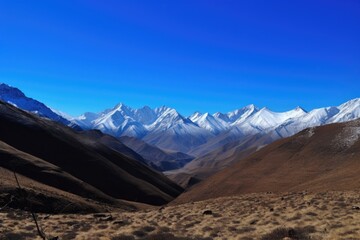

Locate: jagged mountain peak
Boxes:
[4,83,360,155]
[112,102,132,114]
[154,105,178,115]
[72,98,360,153]
[226,104,259,123]
[294,106,307,113]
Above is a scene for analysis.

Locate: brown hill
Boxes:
[167,132,277,188]
[0,101,183,211]
[120,136,194,171]
[174,120,360,203]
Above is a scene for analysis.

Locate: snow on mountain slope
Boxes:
[0,83,71,126]
[143,121,213,153]
[149,106,190,132]
[70,98,360,153]
[275,107,339,137]
[90,104,147,138]
[3,83,359,157]
[73,112,100,128]
[228,106,307,137]
[328,98,360,123]
[190,112,229,134]
[214,104,259,124]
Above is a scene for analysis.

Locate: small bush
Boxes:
[142,233,212,240]
[132,230,147,237]
[111,236,135,240]
[141,225,156,232]
[261,226,315,240]
[0,232,33,240]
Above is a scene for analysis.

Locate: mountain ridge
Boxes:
[173,119,360,204]
[0,83,72,127]
[69,98,360,155]
[0,100,183,208]
[1,83,360,156]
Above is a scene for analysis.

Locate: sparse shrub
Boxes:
[240,237,253,240]
[97,224,108,229]
[212,212,222,218]
[158,226,171,233]
[203,226,213,232]
[317,205,328,211]
[113,219,131,227]
[142,233,212,240]
[133,229,147,237]
[341,230,356,236]
[0,232,36,240]
[305,212,318,217]
[287,213,302,221]
[79,222,92,231]
[184,221,201,228]
[141,225,156,232]
[111,235,135,240]
[62,231,78,239]
[336,201,347,208]
[330,223,344,229]
[236,227,256,234]
[261,226,315,240]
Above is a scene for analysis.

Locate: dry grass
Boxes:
[1,191,360,239]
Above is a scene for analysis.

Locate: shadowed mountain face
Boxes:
[166,132,277,188]
[0,83,72,127]
[174,120,360,204]
[119,136,194,171]
[0,101,183,209]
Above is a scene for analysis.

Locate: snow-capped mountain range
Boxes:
[72,99,360,139]
[1,83,360,155]
[69,97,360,153]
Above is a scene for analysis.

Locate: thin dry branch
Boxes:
[13,171,47,240]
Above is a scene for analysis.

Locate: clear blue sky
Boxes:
[0,0,359,117]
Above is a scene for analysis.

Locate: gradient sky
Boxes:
[0,0,359,117]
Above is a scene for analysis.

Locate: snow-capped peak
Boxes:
[66,97,360,151]
[149,107,189,132]
[189,111,202,121]
[190,112,229,134]
[328,98,360,123]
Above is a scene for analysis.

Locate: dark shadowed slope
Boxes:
[174,120,360,203]
[80,130,149,165]
[0,101,183,208]
[119,136,194,171]
[0,83,72,127]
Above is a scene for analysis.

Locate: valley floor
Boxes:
[1,191,359,240]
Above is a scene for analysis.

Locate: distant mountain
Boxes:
[0,83,72,126]
[174,119,360,203]
[2,83,360,159]
[0,100,183,210]
[120,136,194,171]
[71,98,360,155]
[72,103,214,153]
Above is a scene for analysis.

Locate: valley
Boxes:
[1,1,359,239]
[0,84,360,239]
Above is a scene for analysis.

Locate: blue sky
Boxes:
[0,0,359,117]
